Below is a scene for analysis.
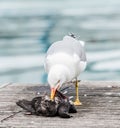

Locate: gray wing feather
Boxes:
[46,36,86,61]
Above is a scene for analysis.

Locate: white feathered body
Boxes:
[44,36,87,87]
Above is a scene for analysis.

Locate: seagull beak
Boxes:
[50,88,56,100]
[50,83,60,100]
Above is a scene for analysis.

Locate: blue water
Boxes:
[0,0,120,84]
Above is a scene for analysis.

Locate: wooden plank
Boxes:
[0,81,120,128]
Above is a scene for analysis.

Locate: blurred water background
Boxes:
[0,0,120,84]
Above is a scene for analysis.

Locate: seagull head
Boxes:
[48,64,70,100]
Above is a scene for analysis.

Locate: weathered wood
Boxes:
[0,81,120,128]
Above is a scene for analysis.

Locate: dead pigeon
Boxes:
[16,90,77,118]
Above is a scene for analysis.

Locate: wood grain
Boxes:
[0,81,120,128]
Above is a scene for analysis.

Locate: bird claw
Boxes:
[74,99,82,106]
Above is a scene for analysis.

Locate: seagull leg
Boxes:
[74,79,82,106]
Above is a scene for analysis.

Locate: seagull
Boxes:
[44,34,87,105]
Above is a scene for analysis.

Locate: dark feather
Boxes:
[58,102,71,118]
[16,99,35,114]
[16,90,77,118]
[69,104,77,113]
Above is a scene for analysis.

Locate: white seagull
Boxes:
[44,34,87,105]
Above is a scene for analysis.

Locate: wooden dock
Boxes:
[0,81,120,128]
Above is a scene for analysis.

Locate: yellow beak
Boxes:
[50,82,60,100]
[50,88,56,100]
